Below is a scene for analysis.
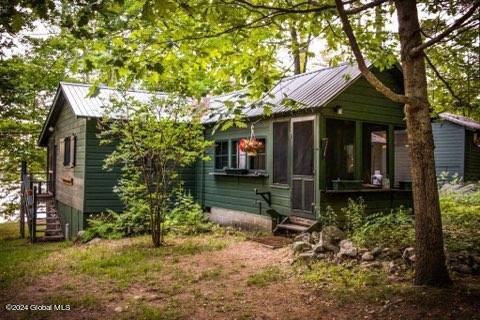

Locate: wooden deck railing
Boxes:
[19,162,53,243]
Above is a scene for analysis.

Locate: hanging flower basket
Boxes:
[240,138,263,156]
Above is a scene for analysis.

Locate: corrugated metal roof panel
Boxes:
[439,112,480,131]
[59,82,167,118]
[203,63,366,121]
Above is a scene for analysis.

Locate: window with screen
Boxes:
[293,120,314,176]
[362,123,388,185]
[273,122,289,184]
[325,119,355,188]
[231,139,247,169]
[214,140,229,170]
[63,137,71,166]
[249,138,266,170]
[394,128,411,187]
[63,135,76,167]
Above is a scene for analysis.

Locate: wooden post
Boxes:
[32,186,37,243]
[19,161,27,239]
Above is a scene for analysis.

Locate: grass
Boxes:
[0,223,69,287]
[246,266,283,287]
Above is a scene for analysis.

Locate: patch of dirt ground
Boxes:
[1,236,479,320]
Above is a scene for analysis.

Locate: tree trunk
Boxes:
[290,24,302,75]
[395,0,451,287]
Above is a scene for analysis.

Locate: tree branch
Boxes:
[424,54,464,105]
[334,0,409,105]
[345,0,389,14]
[410,2,480,56]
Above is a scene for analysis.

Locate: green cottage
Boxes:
[198,63,413,232]
[36,63,413,237]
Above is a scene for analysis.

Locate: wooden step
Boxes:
[36,235,64,242]
[288,216,316,227]
[275,223,309,232]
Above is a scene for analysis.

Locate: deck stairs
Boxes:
[273,215,320,235]
[21,172,64,242]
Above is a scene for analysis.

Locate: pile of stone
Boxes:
[291,226,480,276]
[440,182,477,194]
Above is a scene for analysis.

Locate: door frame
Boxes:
[290,115,316,218]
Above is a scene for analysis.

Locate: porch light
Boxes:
[334,105,343,115]
[48,126,54,132]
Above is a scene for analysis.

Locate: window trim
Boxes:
[62,135,76,168]
[214,137,268,172]
[213,139,229,171]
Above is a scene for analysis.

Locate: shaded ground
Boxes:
[0,223,479,320]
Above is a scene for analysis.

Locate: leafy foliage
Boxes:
[351,207,415,249]
[441,190,480,252]
[340,197,367,233]
[164,191,213,235]
[100,94,211,246]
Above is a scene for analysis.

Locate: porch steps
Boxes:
[273,215,320,235]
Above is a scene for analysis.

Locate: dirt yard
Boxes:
[0,223,479,320]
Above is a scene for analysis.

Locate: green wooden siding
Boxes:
[465,130,480,181]
[84,119,123,213]
[52,100,86,213]
[57,201,85,237]
[198,121,288,216]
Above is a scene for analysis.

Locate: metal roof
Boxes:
[438,112,480,131]
[202,62,367,122]
[59,82,167,118]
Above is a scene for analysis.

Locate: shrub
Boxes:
[164,191,212,235]
[319,205,338,227]
[351,206,414,249]
[441,190,480,251]
[341,197,366,233]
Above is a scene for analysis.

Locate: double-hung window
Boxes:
[214,140,229,170]
[63,135,76,167]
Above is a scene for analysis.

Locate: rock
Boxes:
[388,261,398,274]
[310,231,320,243]
[292,241,312,254]
[321,226,346,243]
[296,251,316,262]
[361,251,375,261]
[360,261,382,269]
[313,232,339,253]
[337,239,358,258]
[457,184,476,194]
[133,295,143,301]
[294,233,311,243]
[114,306,123,313]
[453,264,472,274]
[372,247,382,257]
[402,247,415,263]
[87,237,102,245]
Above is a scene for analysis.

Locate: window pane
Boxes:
[214,141,228,170]
[232,140,247,169]
[394,129,411,187]
[273,122,289,184]
[293,121,313,175]
[326,119,355,186]
[362,123,388,186]
[63,137,70,166]
[249,138,266,170]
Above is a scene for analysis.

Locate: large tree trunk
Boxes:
[395,0,451,286]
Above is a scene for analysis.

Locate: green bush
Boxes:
[441,190,480,251]
[351,207,415,249]
[341,197,366,233]
[164,192,212,235]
